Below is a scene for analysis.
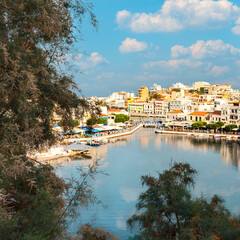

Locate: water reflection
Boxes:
[59,128,240,239]
[157,134,240,168]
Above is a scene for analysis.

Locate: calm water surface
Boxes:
[57,128,240,239]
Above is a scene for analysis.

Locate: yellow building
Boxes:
[187,111,210,122]
[192,81,210,91]
[138,86,149,101]
[125,97,134,108]
[128,101,144,114]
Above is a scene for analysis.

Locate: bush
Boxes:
[206,123,219,130]
[97,118,107,124]
[115,114,130,123]
[225,124,238,131]
[128,163,240,239]
[86,118,97,126]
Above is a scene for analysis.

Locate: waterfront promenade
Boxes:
[64,123,143,143]
[155,129,240,140]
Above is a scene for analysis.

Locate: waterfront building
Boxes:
[228,101,240,125]
[209,111,222,123]
[143,102,155,115]
[166,110,186,122]
[128,101,144,114]
[154,100,169,117]
[187,111,210,122]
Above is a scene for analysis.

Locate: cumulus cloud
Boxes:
[210,65,229,76]
[74,52,109,70]
[119,38,148,53]
[119,188,142,202]
[171,40,240,59]
[116,0,240,33]
[235,60,240,67]
[144,59,204,70]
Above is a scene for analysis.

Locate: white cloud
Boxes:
[116,0,240,33]
[210,65,229,76]
[144,59,204,70]
[74,52,109,70]
[171,40,240,59]
[119,187,142,202]
[119,38,148,53]
[232,25,240,35]
[235,60,240,67]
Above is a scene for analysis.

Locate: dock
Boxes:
[155,129,240,140]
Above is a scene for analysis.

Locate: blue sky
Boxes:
[66,0,240,97]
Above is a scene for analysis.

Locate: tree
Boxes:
[216,121,225,128]
[128,163,240,240]
[114,114,130,123]
[225,124,238,132]
[0,0,102,239]
[192,121,206,131]
[97,118,107,124]
[206,123,219,131]
[150,92,162,100]
[75,224,119,240]
[59,119,80,130]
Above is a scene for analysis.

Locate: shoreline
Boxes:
[155,129,240,140]
[36,124,143,162]
[63,123,143,143]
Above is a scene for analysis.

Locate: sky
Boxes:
[65,0,240,97]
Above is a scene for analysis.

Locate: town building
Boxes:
[138,86,149,101]
[128,101,144,114]
[187,111,210,122]
[143,102,155,115]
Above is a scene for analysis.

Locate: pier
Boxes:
[155,129,240,141]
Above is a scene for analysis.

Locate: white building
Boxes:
[151,83,162,91]
[143,102,155,114]
[154,100,169,117]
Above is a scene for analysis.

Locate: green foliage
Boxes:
[188,89,198,94]
[128,163,240,240]
[206,123,219,130]
[97,118,107,124]
[150,92,162,100]
[225,124,238,131]
[216,121,225,128]
[76,224,119,240]
[114,114,130,123]
[0,0,102,239]
[59,119,80,129]
[199,87,206,94]
[87,118,97,126]
[192,121,206,129]
[172,88,180,92]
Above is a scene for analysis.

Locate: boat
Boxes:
[202,134,209,138]
[214,135,221,139]
[87,139,101,146]
[64,143,92,156]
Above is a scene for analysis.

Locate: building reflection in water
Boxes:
[160,134,240,168]
[92,132,240,168]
